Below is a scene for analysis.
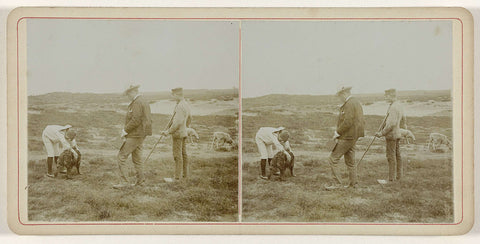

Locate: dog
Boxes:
[268,151,295,181]
[57,148,82,179]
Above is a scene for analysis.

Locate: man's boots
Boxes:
[46,157,54,178]
[347,166,358,188]
[325,162,344,190]
[260,159,267,179]
[135,172,145,186]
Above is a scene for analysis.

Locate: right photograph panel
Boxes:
[241,20,454,223]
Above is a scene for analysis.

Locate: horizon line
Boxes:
[28,87,240,97]
[242,89,451,99]
[28,88,450,98]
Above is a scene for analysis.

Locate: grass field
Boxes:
[27,89,453,223]
[28,151,238,222]
[242,150,453,223]
[242,90,454,223]
[27,89,238,222]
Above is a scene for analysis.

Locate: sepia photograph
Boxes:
[241,20,456,223]
[25,19,239,222]
[6,7,473,235]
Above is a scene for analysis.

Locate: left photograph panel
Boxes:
[26,19,240,222]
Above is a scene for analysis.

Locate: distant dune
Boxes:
[150,98,238,116]
[28,88,239,105]
[242,90,451,117]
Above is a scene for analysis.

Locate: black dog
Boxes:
[57,148,82,179]
[268,151,295,180]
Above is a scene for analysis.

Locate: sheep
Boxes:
[186,127,200,144]
[211,131,234,151]
[428,132,452,152]
[306,134,320,142]
[399,128,416,144]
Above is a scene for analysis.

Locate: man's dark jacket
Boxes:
[124,95,152,138]
[336,97,365,140]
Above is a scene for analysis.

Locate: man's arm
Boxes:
[71,139,78,150]
[271,134,284,151]
[284,141,292,152]
[400,111,407,130]
[56,131,71,150]
[167,106,186,135]
[381,106,399,136]
[143,99,153,135]
[186,112,192,128]
[124,102,143,134]
[336,102,354,136]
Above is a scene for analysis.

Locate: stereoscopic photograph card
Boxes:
[6,7,474,235]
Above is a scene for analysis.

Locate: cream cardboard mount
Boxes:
[6,7,474,235]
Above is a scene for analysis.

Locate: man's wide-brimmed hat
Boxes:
[385,88,397,96]
[123,84,140,95]
[336,85,352,95]
[171,87,183,95]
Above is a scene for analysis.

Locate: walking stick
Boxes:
[356,113,389,168]
[142,113,175,165]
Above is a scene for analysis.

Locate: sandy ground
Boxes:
[150,98,239,116]
[242,100,452,118]
[362,101,452,117]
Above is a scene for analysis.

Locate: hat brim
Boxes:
[336,87,352,95]
[124,85,140,95]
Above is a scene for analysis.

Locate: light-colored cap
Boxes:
[273,127,285,132]
[62,124,72,130]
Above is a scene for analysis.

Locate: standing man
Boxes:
[114,84,152,189]
[326,85,365,189]
[255,127,288,180]
[42,124,75,177]
[161,87,192,181]
[375,89,407,184]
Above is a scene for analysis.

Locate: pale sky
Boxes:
[27,19,240,95]
[241,20,452,97]
[27,19,452,97]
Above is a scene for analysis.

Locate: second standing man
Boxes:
[161,87,193,181]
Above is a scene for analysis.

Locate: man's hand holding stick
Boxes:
[142,114,175,165]
[356,113,389,168]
